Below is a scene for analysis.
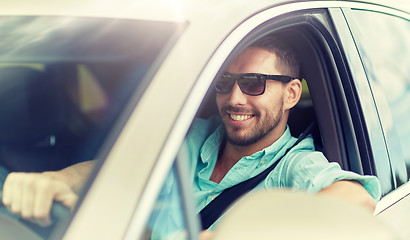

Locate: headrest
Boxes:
[0,67,62,145]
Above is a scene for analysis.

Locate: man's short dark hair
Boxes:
[250,35,300,78]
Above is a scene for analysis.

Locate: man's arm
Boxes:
[317,180,376,211]
[1,160,96,226]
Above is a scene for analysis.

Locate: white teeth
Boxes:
[230,114,252,121]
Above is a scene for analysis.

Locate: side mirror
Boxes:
[213,190,399,240]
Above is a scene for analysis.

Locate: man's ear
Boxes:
[283,79,302,110]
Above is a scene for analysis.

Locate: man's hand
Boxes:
[1,172,78,226]
[1,161,95,226]
[1,160,95,226]
[318,180,376,211]
[200,230,214,240]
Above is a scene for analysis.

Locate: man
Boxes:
[2,36,380,230]
[181,36,379,231]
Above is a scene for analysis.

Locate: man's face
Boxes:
[216,47,287,146]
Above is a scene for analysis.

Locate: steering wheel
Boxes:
[0,166,70,239]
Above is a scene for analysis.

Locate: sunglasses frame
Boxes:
[215,72,297,96]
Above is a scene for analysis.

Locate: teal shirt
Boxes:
[189,117,380,211]
[149,116,381,236]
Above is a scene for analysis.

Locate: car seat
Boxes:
[0,66,65,172]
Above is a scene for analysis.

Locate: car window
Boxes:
[349,10,410,186]
[144,164,189,240]
[0,16,184,238]
[0,16,182,170]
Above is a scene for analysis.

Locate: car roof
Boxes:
[1,0,408,22]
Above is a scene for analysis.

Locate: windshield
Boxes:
[0,16,184,238]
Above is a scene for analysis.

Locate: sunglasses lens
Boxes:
[216,74,234,93]
[239,75,265,95]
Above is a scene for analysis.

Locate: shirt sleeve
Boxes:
[283,151,381,201]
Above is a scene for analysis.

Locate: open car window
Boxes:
[167,9,365,234]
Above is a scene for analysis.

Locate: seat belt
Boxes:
[199,121,315,230]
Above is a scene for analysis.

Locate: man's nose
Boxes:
[228,82,247,106]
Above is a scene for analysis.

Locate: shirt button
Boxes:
[211,194,217,200]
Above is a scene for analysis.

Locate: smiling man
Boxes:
[210,46,297,184]
[184,36,380,231]
[2,35,380,235]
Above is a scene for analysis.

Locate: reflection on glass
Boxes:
[352,10,410,184]
[0,16,183,238]
[145,165,188,240]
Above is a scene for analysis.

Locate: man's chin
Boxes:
[226,134,259,146]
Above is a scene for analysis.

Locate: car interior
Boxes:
[0,64,105,173]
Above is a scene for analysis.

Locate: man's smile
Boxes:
[229,113,254,121]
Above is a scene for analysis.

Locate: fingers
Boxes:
[2,172,21,212]
[21,177,35,219]
[32,176,55,226]
[1,172,77,226]
[55,189,78,210]
[3,172,52,225]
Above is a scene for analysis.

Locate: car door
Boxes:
[47,1,407,239]
[339,6,410,239]
[122,1,408,239]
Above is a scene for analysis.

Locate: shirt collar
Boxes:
[200,125,294,164]
[200,125,225,164]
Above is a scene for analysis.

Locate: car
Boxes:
[0,0,409,239]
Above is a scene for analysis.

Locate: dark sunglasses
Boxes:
[215,72,296,96]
